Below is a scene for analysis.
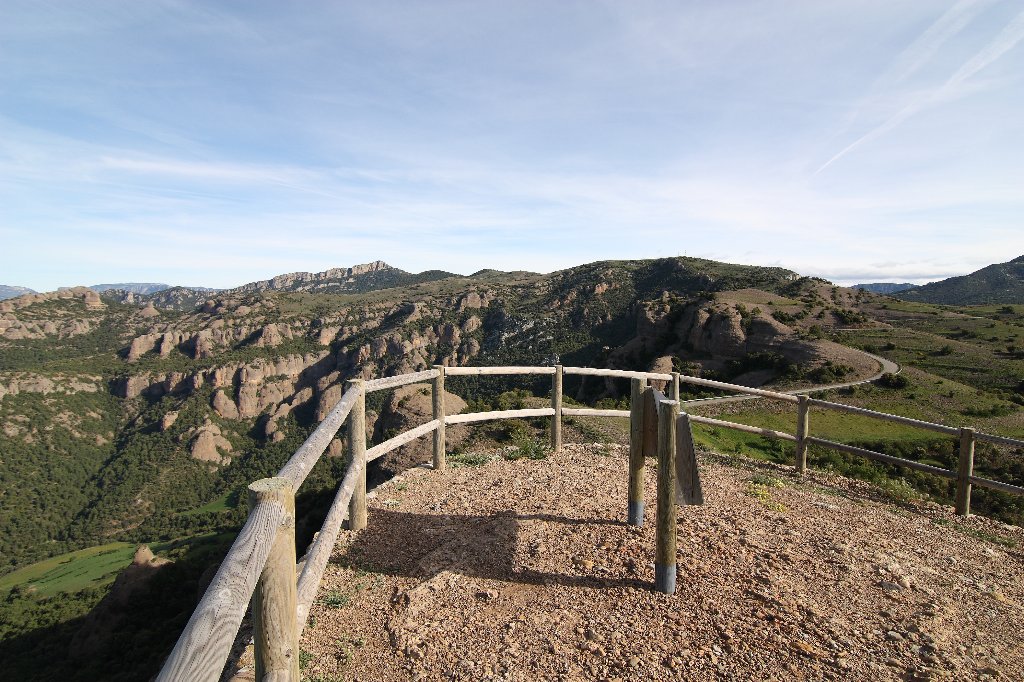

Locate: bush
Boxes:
[877,372,910,389]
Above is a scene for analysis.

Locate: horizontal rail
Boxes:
[446,407,556,424]
[969,474,1024,496]
[562,408,630,418]
[363,369,440,392]
[807,398,960,436]
[564,366,672,381]
[366,419,441,462]
[444,366,555,376]
[278,386,360,488]
[688,414,798,442]
[974,431,1024,448]
[155,499,285,682]
[678,374,800,403]
[806,437,957,480]
[296,458,363,631]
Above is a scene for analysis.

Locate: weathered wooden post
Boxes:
[248,477,299,682]
[432,366,446,470]
[551,364,563,451]
[348,379,367,531]
[670,371,680,401]
[655,399,679,594]
[795,395,810,475]
[956,427,975,516]
[628,377,647,526]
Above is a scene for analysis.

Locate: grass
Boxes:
[0,541,170,597]
[932,518,1017,548]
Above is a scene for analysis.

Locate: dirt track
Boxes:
[282,444,1023,681]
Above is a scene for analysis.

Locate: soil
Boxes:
[266,442,1024,682]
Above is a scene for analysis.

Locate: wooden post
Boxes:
[795,395,810,475]
[551,364,563,452]
[670,371,680,401]
[432,366,446,470]
[628,377,647,526]
[348,379,367,531]
[655,399,679,594]
[248,477,299,682]
[956,427,975,516]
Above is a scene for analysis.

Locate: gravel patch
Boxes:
[294,444,1024,681]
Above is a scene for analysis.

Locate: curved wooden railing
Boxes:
[156,363,1024,681]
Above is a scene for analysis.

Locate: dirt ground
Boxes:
[243,443,1024,681]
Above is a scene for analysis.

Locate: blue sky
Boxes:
[1,0,1022,291]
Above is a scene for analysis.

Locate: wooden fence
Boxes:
[156,364,1024,681]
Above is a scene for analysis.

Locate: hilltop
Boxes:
[896,256,1024,305]
[287,443,1024,681]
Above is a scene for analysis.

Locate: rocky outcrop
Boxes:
[0,373,99,403]
[189,421,233,464]
[229,261,393,294]
[372,383,469,479]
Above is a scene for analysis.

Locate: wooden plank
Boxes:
[296,458,363,631]
[445,408,555,425]
[688,414,797,442]
[155,500,284,682]
[249,478,299,682]
[564,366,672,382]
[562,408,630,418]
[808,398,959,435]
[806,437,957,479]
[366,419,441,461]
[443,366,556,376]
[277,386,359,489]
[642,387,658,457]
[974,431,1024,448]
[432,366,446,470]
[551,365,563,452]
[968,475,1024,496]
[628,378,646,526]
[675,413,704,505]
[363,369,440,392]
[677,374,799,403]
[670,372,680,401]
[347,380,367,532]
[955,427,975,516]
[655,399,678,594]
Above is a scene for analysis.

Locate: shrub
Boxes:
[877,372,910,389]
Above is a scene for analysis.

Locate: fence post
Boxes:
[795,395,810,475]
[670,371,680,401]
[551,364,563,452]
[433,366,446,470]
[956,427,975,516]
[655,399,679,594]
[248,477,299,682]
[348,379,367,531]
[628,377,647,526]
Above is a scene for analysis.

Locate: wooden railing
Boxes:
[156,364,1024,681]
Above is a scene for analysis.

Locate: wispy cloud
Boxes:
[817,6,1024,174]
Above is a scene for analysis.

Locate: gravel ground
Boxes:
[293,444,1024,681]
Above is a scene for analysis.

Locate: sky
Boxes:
[1,0,1022,291]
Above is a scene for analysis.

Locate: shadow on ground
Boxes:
[336,507,649,591]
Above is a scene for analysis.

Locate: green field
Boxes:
[0,542,141,597]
